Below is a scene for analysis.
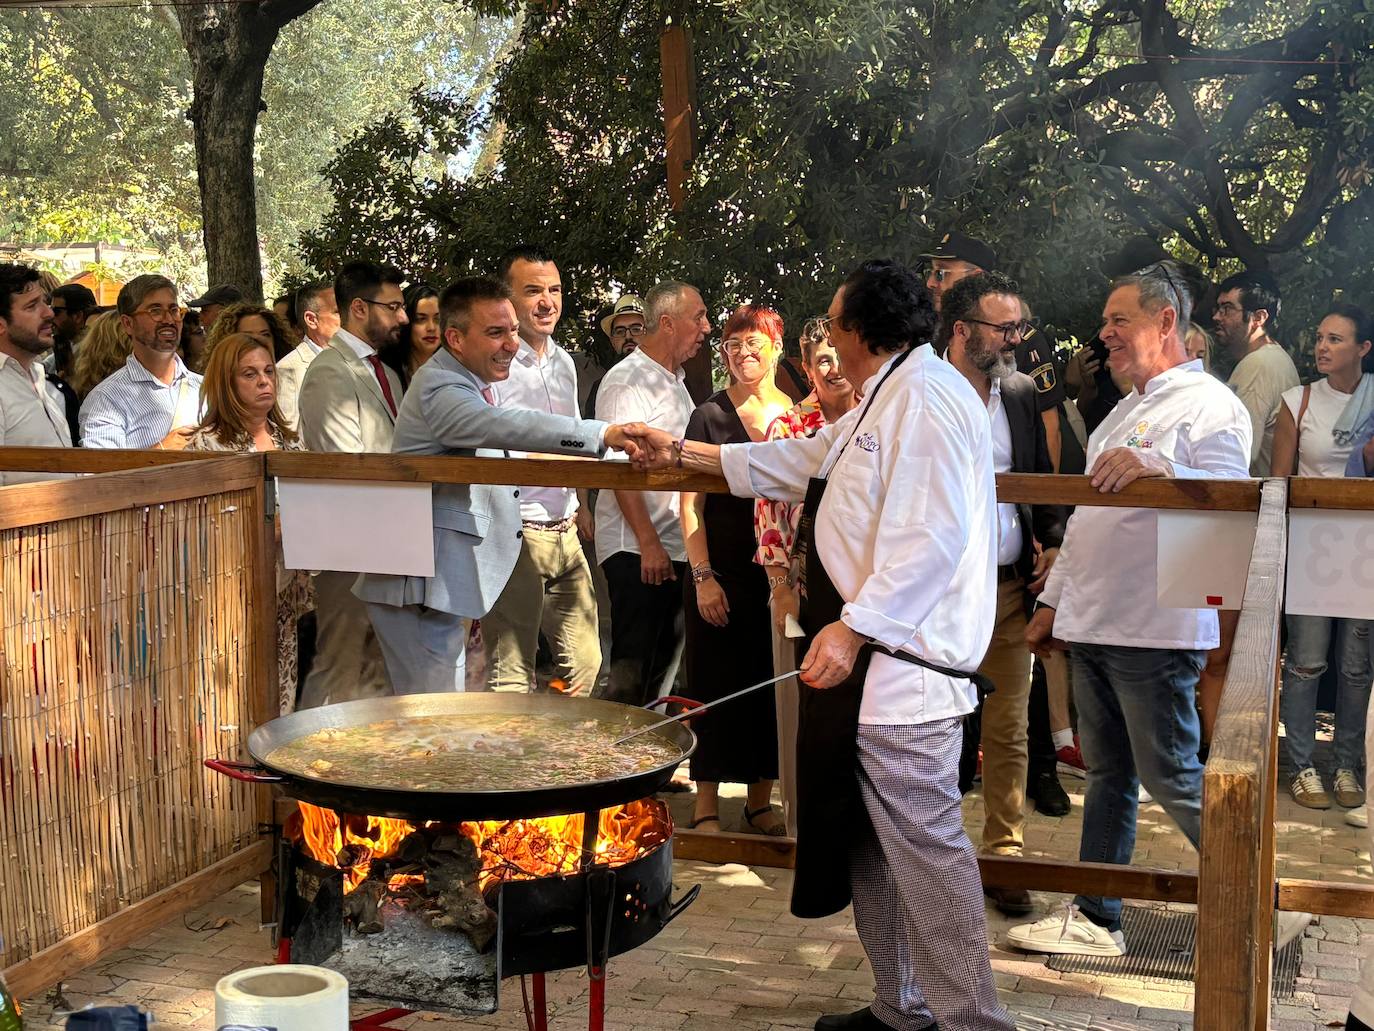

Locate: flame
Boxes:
[287,798,671,895]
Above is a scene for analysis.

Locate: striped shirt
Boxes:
[80,353,203,449]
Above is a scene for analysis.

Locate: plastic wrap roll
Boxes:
[214,965,349,1031]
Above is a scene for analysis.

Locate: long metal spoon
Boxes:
[613,669,802,746]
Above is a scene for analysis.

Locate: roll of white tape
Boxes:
[215,965,349,1031]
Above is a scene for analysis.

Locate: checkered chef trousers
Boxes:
[850,719,1015,1030]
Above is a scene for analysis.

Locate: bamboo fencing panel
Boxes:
[0,485,261,970]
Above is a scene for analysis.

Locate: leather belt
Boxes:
[522,517,576,533]
[997,564,1021,583]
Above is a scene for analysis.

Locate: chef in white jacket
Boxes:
[629,260,1013,1031]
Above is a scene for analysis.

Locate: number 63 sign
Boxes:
[1286,510,1374,618]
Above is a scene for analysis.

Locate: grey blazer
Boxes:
[297,333,401,454]
[353,347,608,618]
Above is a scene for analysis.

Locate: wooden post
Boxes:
[1194,477,1286,1029]
[660,19,697,213]
[248,456,281,925]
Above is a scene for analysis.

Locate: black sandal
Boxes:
[742,804,787,837]
[687,813,720,830]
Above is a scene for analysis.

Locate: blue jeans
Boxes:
[1071,644,1206,928]
[1280,615,1374,774]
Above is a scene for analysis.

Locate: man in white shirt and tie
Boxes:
[275,280,341,435]
[481,246,602,695]
[0,263,74,482]
[80,275,202,450]
[295,261,407,707]
[1007,261,1255,957]
[626,261,1013,1031]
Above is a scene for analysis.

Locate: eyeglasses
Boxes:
[960,318,1033,344]
[1214,302,1243,316]
[133,304,184,321]
[361,298,406,315]
[723,337,771,356]
[1139,261,1188,317]
[610,323,645,339]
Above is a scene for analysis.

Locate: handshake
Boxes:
[603,423,685,471]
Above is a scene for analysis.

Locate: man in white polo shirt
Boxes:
[1006,261,1252,957]
[593,280,709,706]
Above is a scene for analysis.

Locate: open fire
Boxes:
[287,797,673,901]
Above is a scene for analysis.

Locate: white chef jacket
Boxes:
[492,338,581,522]
[720,344,998,726]
[1038,359,1252,650]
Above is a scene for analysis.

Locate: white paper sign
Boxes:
[1156,510,1257,610]
[1286,509,1374,618]
[278,479,435,576]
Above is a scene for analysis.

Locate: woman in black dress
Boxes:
[680,305,796,835]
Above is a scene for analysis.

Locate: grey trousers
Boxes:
[297,570,390,709]
[850,720,1014,1031]
[365,602,468,695]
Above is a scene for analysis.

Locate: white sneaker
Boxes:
[1006,903,1126,956]
[1139,786,1153,804]
[1275,910,1312,951]
[1347,806,1369,828]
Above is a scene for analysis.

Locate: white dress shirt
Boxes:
[986,381,1023,566]
[334,327,377,360]
[720,344,998,726]
[0,351,73,484]
[80,353,203,449]
[492,338,581,522]
[594,347,696,562]
[1039,359,1252,650]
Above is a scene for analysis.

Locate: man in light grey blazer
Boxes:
[296,261,407,708]
[354,276,647,694]
[275,280,340,434]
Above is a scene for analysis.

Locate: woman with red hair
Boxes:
[679,304,795,834]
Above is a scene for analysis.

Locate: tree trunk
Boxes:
[176,2,322,299]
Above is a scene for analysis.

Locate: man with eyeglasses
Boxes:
[1213,270,1297,477]
[1006,261,1258,958]
[80,274,203,450]
[0,263,75,481]
[295,260,407,708]
[584,294,646,425]
[923,231,1068,474]
[593,281,709,707]
[937,271,1067,919]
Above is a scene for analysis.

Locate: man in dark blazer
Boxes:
[938,271,1069,917]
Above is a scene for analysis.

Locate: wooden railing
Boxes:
[1,447,1371,1025]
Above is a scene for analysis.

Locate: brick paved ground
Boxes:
[18,767,1374,1031]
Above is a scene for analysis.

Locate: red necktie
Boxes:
[481,386,496,405]
[365,354,398,417]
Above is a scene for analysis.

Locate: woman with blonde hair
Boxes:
[186,332,312,712]
[202,301,294,370]
[71,311,134,399]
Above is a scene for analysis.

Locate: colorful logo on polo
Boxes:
[1125,419,1154,449]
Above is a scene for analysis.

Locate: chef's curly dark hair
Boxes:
[839,260,937,354]
[934,270,1022,353]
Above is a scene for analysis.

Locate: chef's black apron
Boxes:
[790,346,991,919]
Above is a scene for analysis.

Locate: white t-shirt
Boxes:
[1283,378,1357,478]
[593,347,695,562]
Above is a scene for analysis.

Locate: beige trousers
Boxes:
[482,523,602,695]
[977,577,1033,855]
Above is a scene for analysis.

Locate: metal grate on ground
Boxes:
[1045,905,1300,999]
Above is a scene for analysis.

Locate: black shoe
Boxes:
[1028,770,1071,817]
[816,1008,917,1031]
[984,884,1034,916]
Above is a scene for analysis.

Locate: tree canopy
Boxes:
[303,0,1374,363]
[0,0,512,291]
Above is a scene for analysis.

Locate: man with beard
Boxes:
[81,274,203,450]
[939,272,1067,917]
[296,261,407,707]
[0,263,73,481]
[1213,270,1297,476]
[593,281,710,707]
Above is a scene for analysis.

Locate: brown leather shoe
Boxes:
[984,885,1034,916]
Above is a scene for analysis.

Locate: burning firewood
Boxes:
[343,877,387,935]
